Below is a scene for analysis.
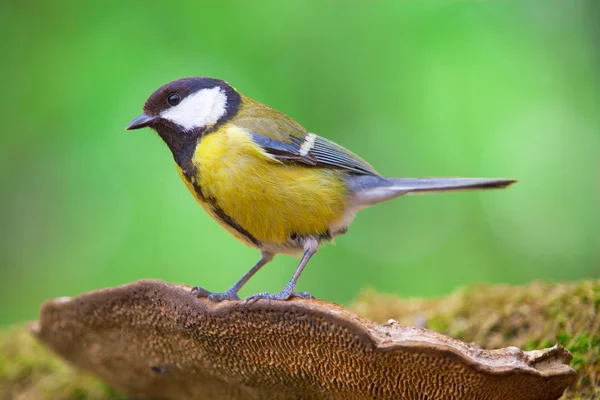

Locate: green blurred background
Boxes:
[0,1,598,326]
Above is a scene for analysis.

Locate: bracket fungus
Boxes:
[32,280,576,400]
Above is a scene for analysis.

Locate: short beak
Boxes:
[126,113,156,130]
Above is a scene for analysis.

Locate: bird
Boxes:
[126,77,516,302]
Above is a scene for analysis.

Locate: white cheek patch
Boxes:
[160,87,227,131]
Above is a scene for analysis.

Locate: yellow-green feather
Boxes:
[233,94,308,142]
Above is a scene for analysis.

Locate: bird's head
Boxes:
[126,77,241,158]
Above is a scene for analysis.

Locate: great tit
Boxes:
[126,77,515,302]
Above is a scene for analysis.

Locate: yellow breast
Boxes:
[179,124,349,248]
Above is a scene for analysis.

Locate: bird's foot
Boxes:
[190,286,240,302]
[245,286,314,303]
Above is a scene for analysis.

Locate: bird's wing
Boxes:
[249,131,379,175]
[233,105,379,175]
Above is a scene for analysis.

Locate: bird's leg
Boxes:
[191,251,274,302]
[245,240,318,302]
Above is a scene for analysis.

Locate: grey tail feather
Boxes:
[347,176,517,207]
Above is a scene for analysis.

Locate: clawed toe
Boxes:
[244,292,273,303]
[190,287,239,302]
[208,291,240,302]
[245,289,314,303]
[291,291,314,299]
[191,286,211,298]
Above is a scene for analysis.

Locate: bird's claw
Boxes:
[244,288,314,303]
[190,286,240,302]
[293,291,315,299]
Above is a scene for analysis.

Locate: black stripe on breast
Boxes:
[210,203,262,247]
[183,164,261,247]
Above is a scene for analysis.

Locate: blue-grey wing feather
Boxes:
[249,132,317,165]
[250,132,378,175]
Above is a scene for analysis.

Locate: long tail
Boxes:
[347,175,517,207]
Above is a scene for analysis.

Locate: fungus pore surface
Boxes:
[31,280,576,400]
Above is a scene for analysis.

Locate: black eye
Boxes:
[167,93,181,106]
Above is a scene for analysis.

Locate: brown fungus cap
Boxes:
[31,280,576,400]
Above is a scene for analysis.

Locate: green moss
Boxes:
[0,327,126,400]
[426,315,449,333]
[351,280,600,400]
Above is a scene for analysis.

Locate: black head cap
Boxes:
[127,77,241,166]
